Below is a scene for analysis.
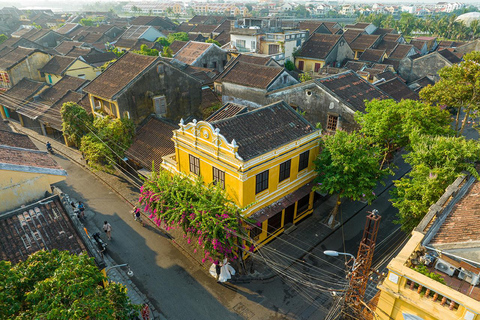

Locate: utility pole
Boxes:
[343,209,382,319]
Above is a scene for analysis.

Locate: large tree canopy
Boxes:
[0,250,138,319]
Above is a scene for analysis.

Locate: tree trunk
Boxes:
[459,107,471,136]
[454,106,462,135]
[327,193,342,228]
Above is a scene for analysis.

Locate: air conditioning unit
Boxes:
[435,258,456,276]
[458,268,480,286]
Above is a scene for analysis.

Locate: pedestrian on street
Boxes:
[103,221,112,240]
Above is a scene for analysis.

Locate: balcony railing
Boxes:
[404,278,460,311]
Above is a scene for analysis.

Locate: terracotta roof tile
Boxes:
[80,52,117,67]
[177,22,194,33]
[55,23,80,35]
[200,87,221,113]
[372,28,395,35]
[190,24,217,34]
[388,44,415,60]
[376,78,419,101]
[39,55,76,75]
[173,41,212,65]
[0,198,85,264]
[316,70,391,112]
[125,116,177,171]
[55,40,84,55]
[358,48,385,63]
[0,130,37,149]
[297,33,342,60]
[344,60,366,72]
[38,90,85,130]
[342,30,362,44]
[0,145,63,170]
[168,41,187,54]
[39,75,88,105]
[210,101,316,161]
[0,47,38,70]
[382,34,402,42]
[410,39,427,51]
[217,61,283,89]
[299,21,323,33]
[350,34,380,51]
[83,52,158,100]
[206,102,248,122]
[375,40,399,55]
[0,78,46,109]
[114,38,136,49]
[66,47,96,58]
[438,49,462,64]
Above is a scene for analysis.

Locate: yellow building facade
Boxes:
[162,101,321,247]
[295,57,325,73]
[44,59,99,85]
[376,175,480,320]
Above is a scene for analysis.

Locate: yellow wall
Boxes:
[45,72,62,85]
[376,231,480,320]
[0,169,66,212]
[295,57,324,72]
[88,94,121,118]
[162,120,321,247]
[46,60,98,85]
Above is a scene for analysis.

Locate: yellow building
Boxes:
[376,175,480,320]
[162,101,321,247]
[0,130,67,212]
[39,55,100,85]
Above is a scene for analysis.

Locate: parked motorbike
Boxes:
[46,143,54,155]
[92,232,107,255]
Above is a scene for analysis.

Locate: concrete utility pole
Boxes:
[343,209,381,319]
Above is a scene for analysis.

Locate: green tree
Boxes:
[355,99,453,167]
[299,72,312,82]
[391,134,480,231]
[80,18,94,26]
[133,44,159,56]
[206,38,221,46]
[294,5,310,18]
[284,60,295,71]
[100,59,117,71]
[162,46,173,57]
[108,47,125,58]
[167,32,189,44]
[166,7,174,15]
[314,131,390,228]
[61,102,93,146]
[0,250,139,319]
[0,34,7,44]
[155,37,170,47]
[420,51,480,136]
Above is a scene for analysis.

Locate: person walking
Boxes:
[103,221,112,240]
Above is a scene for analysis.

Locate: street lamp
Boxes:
[324,250,358,271]
[106,263,134,277]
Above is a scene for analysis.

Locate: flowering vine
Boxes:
[138,170,252,264]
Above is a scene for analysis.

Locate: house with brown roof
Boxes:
[350,34,382,59]
[0,47,51,90]
[344,22,377,35]
[54,40,85,55]
[342,29,363,44]
[172,41,227,72]
[39,55,99,85]
[0,130,66,212]
[294,34,353,72]
[410,39,429,55]
[225,53,282,69]
[358,48,386,63]
[120,25,166,42]
[83,52,203,124]
[168,40,188,55]
[129,16,176,31]
[55,23,81,36]
[214,60,298,108]
[265,70,391,133]
[14,28,67,48]
[298,21,342,35]
[125,115,178,173]
[375,77,419,101]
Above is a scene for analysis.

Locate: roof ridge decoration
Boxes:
[177,118,243,161]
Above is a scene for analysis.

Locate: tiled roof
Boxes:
[345,22,371,29]
[0,197,86,264]
[358,48,385,62]
[214,30,230,46]
[376,78,419,101]
[430,180,480,246]
[75,31,105,44]
[350,34,380,51]
[0,145,64,172]
[409,76,435,92]
[125,116,177,172]
[216,61,283,89]
[382,58,400,70]
[130,16,156,26]
[344,60,366,72]
[342,29,362,44]
[206,102,248,122]
[173,41,212,65]
[66,47,96,57]
[190,24,217,34]
[410,39,427,51]
[83,52,158,100]
[121,26,151,39]
[38,90,85,130]
[0,130,38,149]
[375,70,400,82]
[169,40,188,54]
[209,101,316,161]
[213,19,232,34]
[80,52,117,67]
[113,38,136,49]
[177,22,194,33]
[39,75,88,106]
[372,28,395,35]
[200,87,221,114]
[55,40,84,55]
[438,40,465,48]
[189,15,226,25]
[11,28,34,38]
[388,44,415,60]
[315,70,391,112]
[39,55,76,75]
[0,78,46,109]
[375,40,399,55]
[0,47,38,70]
[298,21,323,33]
[296,33,341,60]
[438,49,462,64]
[382,33,402,42]
[55,23,80,35]
[228,53,278,67]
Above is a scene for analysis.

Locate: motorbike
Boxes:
[92,232,107,255]
[47,145,54,155]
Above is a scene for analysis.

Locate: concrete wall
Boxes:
[266,81,359,132]
[192,45,227,72]
[231,34,257,52]
[116,61,203,124]
[65,60,97,81]
[268,71,299,91]
[455,40,480,57]
[10,51,50,85]
[221,82,266,108]
[0,170,65,212]
[398,52,452,83]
